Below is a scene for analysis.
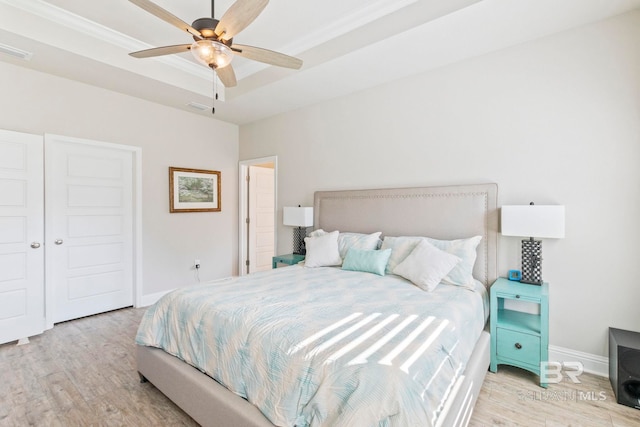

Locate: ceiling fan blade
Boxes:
[129,44,192,58]
[216,64,238,87]
[215,0,269,41]
[129,0,202,38]
[231,44,302,69]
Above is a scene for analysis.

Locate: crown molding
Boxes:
[0,0,418,82]
[234,0,418,79]
[0,0,210,80]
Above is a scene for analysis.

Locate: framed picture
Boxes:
[169,167,221,213]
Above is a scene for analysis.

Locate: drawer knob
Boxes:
[515,295,520,299]
[515,343,522,350]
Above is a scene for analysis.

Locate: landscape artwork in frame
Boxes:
[169,167,221,213]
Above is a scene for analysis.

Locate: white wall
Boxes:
[240,11,640,357]
[0,62,239,298]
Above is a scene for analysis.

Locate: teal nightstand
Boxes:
[490,277,549,387]
[272,253,305,268]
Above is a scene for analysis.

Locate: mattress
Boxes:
[136,265,487,427]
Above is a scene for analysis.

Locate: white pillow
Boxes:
[425,235,482,289]
[380,236,422,273]
[304,230,342,267]
[393,240,461,292]
[381,235,482,289]
[307,229,382,260]
[337,232,382,259]
[308,229,327,238]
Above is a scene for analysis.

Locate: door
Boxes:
[45,135,134,323]
[0,130,44,344]
[248,166,275,272]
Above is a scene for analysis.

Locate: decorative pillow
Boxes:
[306,230,382,260]
[392,240,461,292]
[381,235,482,288]
[342,248,392,276]
[337,232,382,259]
[380,236,423,274]
[304,230,342,267]
[308,229,327,238]
[425,235,482,289]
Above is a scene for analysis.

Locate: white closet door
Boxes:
[248,166,275,272]
[0,130,44,344]
[45,135,134,323]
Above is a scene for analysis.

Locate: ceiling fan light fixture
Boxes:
[190,39,233,69]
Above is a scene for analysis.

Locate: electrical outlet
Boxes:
[194,259,201,269]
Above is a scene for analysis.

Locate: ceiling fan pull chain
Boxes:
[211,67,217,114]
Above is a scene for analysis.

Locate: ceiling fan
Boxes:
[128,0,303,111]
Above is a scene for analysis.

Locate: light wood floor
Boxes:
[1,307,639,426]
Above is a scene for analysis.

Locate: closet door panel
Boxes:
[45,135,134,324]
[0,129,44,344]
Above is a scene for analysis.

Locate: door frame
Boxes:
[238,156,277,276]
[44,134,142,329]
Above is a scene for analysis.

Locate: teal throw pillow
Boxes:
[342,248,392,276]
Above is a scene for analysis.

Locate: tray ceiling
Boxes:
[0,0,639,124]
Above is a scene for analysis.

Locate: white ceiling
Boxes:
[1,0,639,125]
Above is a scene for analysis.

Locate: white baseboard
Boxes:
[138,289,175,307]
[549,345,609,378]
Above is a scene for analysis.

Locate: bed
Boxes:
[136,183,498,427]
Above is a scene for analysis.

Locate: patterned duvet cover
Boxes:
[136,265,486,427]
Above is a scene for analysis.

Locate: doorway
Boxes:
[238,157,277,275]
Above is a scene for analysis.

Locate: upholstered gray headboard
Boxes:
[313,183,498,287]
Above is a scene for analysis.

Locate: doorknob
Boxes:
[30,242,41,249]
[54,239,64,245]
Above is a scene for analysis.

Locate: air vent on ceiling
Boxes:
[0,43,33,61]
[187,101,210,111]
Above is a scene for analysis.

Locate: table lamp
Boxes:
[283,206,314,255]
[501,203,565,285]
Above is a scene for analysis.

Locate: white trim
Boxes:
[0,0,416,83]
[133,147,144,309]
[238,156,278,276]
[238,164,247,276]
[549,345,609,378]
[0,0,209,80]
[234,0,418,79]
[288,0,418,55]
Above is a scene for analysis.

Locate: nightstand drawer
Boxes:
[497,328,541,366]
[494,291,540,304]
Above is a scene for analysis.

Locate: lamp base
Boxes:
[521,238,543,285]
[292,227,308,255]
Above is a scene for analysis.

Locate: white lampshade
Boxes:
[501,205,565,238]
[283,207,314,227]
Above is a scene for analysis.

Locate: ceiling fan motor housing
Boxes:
[192,17,232,45]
